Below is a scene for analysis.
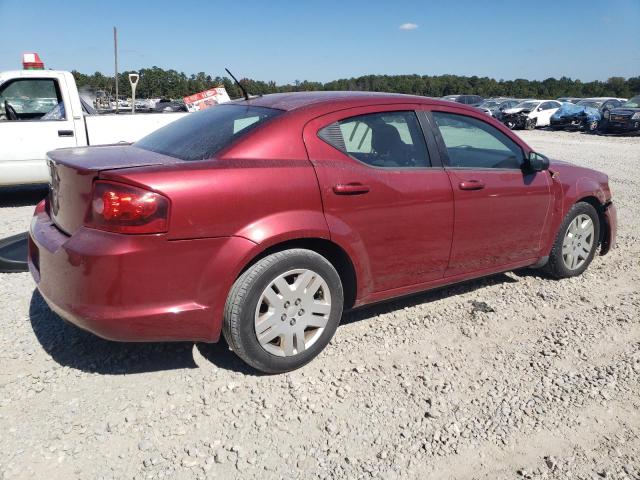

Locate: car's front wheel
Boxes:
[545,202,601,279]
[222,249,344,373]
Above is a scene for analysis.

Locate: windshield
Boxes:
[478,101,499,109]
[576,100,603,109]
[135,104,283,161]
[622,96,640,108]
[513,101,539,110]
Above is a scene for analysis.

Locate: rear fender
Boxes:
[235,210,331,246]
[234,210,372,306]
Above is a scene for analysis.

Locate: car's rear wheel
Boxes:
[222,249,344,373]
[545,202,600,279]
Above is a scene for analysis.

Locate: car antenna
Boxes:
[225,68,250,101]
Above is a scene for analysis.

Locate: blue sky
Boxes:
[0,0,638,83]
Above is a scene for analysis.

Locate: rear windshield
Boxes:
[576,100,603,109]
[135,104,283,161]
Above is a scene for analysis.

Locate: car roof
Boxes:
[580,97,620,101]
[0,69,69,81]
[230,91,467,112]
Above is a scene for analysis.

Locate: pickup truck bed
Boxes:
[0,69,187,186]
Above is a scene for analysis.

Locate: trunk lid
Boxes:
[48,145,179,235]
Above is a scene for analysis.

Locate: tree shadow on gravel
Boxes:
[0,185,48,207]
[29,289,261,376]
[341,272,519,325]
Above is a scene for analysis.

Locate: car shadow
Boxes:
[340,272,520,325]
[29,289,262,376]
[29,290,200,374]
[0,185,48,207]
[28,271,532,376]
[195,341,265,376]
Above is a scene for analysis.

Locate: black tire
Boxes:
[544,202,601,279]
[222,249,344,374]
[524,118,537,130]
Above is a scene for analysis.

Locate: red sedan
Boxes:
[29,92,617,373]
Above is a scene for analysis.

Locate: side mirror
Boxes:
[526,152,550,172]
[537,107,543,112]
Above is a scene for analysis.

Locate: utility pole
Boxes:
[114,26,119,114]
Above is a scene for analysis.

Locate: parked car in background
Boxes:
[153,99,188,112]
[556,97,582,104]
[604,95,640,133]
[29,92,617,373]
[501,100,562,129]
[441,94,484,106]
[475,98,522,121]
[550,97,626,131]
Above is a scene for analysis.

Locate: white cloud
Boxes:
[399,22,418,31]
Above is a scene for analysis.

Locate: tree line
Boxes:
[72,67,640,101]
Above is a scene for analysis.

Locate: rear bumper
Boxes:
[601,202,617,255]
[29,209,256,342]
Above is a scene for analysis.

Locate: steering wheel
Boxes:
[4,101,18,121]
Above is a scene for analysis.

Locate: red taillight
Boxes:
[86,181,170,234]
[34,199,46,215]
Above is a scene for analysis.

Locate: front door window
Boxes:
[0,78,65,121]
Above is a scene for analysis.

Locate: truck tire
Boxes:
[222,249,344,374]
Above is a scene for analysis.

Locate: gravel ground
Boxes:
[0,130,638,480]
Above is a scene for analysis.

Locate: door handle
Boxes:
[458,180,485,190]
[58,130,74,137]
[332,183,370,195]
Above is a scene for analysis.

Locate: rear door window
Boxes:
[319,111,430,168]
[432,112,524,169]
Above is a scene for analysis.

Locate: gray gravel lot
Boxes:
[0,130,638,479]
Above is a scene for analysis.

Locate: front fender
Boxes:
[601,202,617,255]
[574,176,609,205]
[541,170,611,258]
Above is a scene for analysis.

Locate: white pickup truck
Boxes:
[0,68,188,186]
